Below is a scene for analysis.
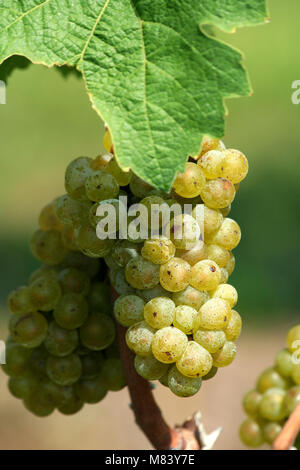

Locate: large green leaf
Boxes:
[0,0,268,190]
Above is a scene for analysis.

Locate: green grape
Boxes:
[166,214,201,251]
[134,354,169,380]
[87,282,111,314]
[199,136,225,158]
[209,218,241,251]
[7,286,34,314]
[30,229,68,265]
[24,392,55,417]
[206,244,230,268]
[114,294,145,327]
[58,393,84,415]
[58,267,90,296]
[65,156,93,200]
[173,162,205,198]
[76,224,114,258]
[275,348,294,378]
[46,353,82,386]
[2,342,32,377]
[223,309,242,341]
[257,368,290,393]
[56,194,91,227]
[125,256,160,290]
[211,283,238,308]
[262,422,282,445]
[140,285,172,302]
[243,389,262,416]
[125,321,156,357]
[200,178,236,210]
[85,170,119,202]
[259,388,288,421]
[212,341,236,367]
[220,205,231,217]
[221,149,249,184]
[28,346,49,377]
[8,372,37,400]
[105,157,132,186]
[9,313,48,348]
[129,174,154,198]
[81,352,105,379]
[54,293,89,330]
[152,327,188,364]
[39,380,70,407]
[172,286,209,311]
[112,240,140,267]
[220,267,229,284]
[38,199,63,231]
[197,150,225,179]
[29,266,58,284]
[291,363,300,385]
[190,260,221,291]
[193,328,226,354]
[61,224,79,251]
[144,297,175,329]
[167,365,202,397]
[29,276,62,311]
[286,324,300,352]
[177,241,208,266]
[101,358,126,391]
[80,313,115,351]
[109,268,136,295]
[159,258,191,292]
[103,129,113,153]
[141,238,175,265]
[173,305,197,335]
[61,251,100,278]
[202,366,218,381]
[44,321,78,357]
[194,298,230,331]
[159,367,171,387]
[193,205,223,239]
[75,376,107,404]
[239,418,264,448]
[283,385,300,414]
[176,341,213,378]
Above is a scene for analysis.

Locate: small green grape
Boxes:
[212,341,236,367]
[29,276,62,311]
[172,286,209,311]
[30,229,68,265]
[243,389,262,416]
[76,224,114,258]
[58,393,84,415]
[259,388,288,421]
[24,392,55,417]
[223,310,242,341]
[173,162,206,198]
[58,267,90,296]
[29,266,58,284]
[80,313,115,351]
[197,150,226,179]
[85,170,119,202]
[75,376,107,404]
[209,218,241,251]
[125,321,156,357]
[173,305,197,334]
[8,372,37,400]
[56,194,91,227]
[61,224,79,251]
[221,149,249,184]
[143,297,175,329]
[125,256,160,290]
[166,214,201,250]
[7,286,34,314]
[46,353,82,386]
[152,327,188,364]
[65,156,94,200]
[195,298,231,330]
[112,240,140,267]
[114,294,145,327]
[44,321,78,357]
[257,368,290,393]
[275,348,294,378]
[167,365,202,397]
[176,341,213,378]
[141,238,175,265]
[195,205,223,239]
[211,283,238,308]
[9,313,48,348]
[2,342,32,377]
[200,178,236,209]
[286,324,300,352]
[190,260,221,291]
[101,358,126,391]
[159,258,191,292]
[193,328,226,354]
[54,293,89,330]
[239,418,264,448]
[134,354,169,380]
[38,199,63,231]
[283,385,300,414]
[206,244,230,268]
[28,345,49,377]
[262,422,282,445]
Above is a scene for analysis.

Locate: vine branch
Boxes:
[272,402,300,450]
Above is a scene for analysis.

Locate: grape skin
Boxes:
[258,388,288,421]
[143,297,175,329]
[141,238,175,265]
[80,313,115,351]
[173,305,198,335]
[242,389,262,417]
[176,341,213,378]
[9,313,48,348]
[54,293,89,330]
[198,150,226,179]
[46,353,82,386]
[126,321,156,357]
[159,258,191,292]
[114,294,145,327]
[239,418,264,448]
[125,256,160,290]
[212,341,236,367]
[7,286,34,314]
[44,321,78,357]
[194,298,231,331]
[200,178,236,210]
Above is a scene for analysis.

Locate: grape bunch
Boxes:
[239,324,300,448]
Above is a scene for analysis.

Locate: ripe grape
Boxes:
[125,256,160,290]
[193,328,226,354]
[173,162,205,198]
[114,294,145,327]
[239,418,264,448]
[9,313,48,348]
[29,266,58,284]
[173,305,198,334]
[56,194,91,227]
[29,276,62,311]
[225,252,236,275]
[7,286,34,314]
[200,178,235,209]
[44,321,78,357]
[221,149,249,184]
[193,205,223,239]
[46,353,82,386]
[199,136,225,158]
[58,393,84,415]
[262,422,282,445]
[190,260,221,291]
[152,326,188,364]
[61,224,79,251]
[210,218,241,251]
[167,365,202,397]
[85,170,119,202]
[275,348,294,378]
[101,358,126,391]
[134,354,169,380]
[80,313,115,351]
[206,244,230,268]
[64,156,93,200]
[257,368,290,393]
[54,293,88,329]
[283,385,300,414]
[2,342,32,377]
[76,224,114,258]
[211,283,238,308]
[30,229,68,265]
[220,267,229,284]
[75,376,107,404]
[194,299,230,331]
[223,309,242,341]
[141,238,175,265]
[212,341,236,367]
[176,341,213,378]
[259,388,287,421]
[198,150,225,179]
[159,258,191,292]
[58,267,90,296]
[109,268,136,295]
[143,297,175,329]
[112,240,140,268]
[202,366,218,381]
[243,389,262,416]
[172,286,209,311]
[38,199,63,231]
[126,321,156,357]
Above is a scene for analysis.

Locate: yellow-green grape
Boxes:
[134,354,169,380]
[159,258,191,292]
[101,358,126,391]
[243,389,262,416]
[9,313,48,348]
[212,341,236,367]
[206,244,230,268]
[200,178,235,210]
[112,240,140,267]
[173,305,198,335]
[197,150,226,179]
[80,313,115,351]
[29,266,59,284]
[256,368,290,393]
[90,153,112,170]
[239,418,264,448]
[211,283,238,308]
[176,341,213,378]
[129,174,154,198]
[193,205,223,239]
[166,214,200,250]
[125,256,160,290]
[167,365,202,397]
[190,260,221,291]
[221,149,249,184]
[64,156,94,200]
[8,372,37,400]
[177,241,208,266]
[89,200,120,235]
[286,324,300,352]
[275,349,294,378]
[7,286,34,314]
[291,363,300,385]
[141,237,175,265]
[152,327,188,364]
[44,321,78,357]
[139,195,166,229]
[103,129,113,153]
[202,366,218,381]
[220,268,229,284]
[30,229,68,265]
[38,199,63,231]
[223,309,242,341]
[140,285,172,302]
[54,293,89,329]
[259,388,288,421]
[105,157,132,186]
[144,297,175,329]
[109,269,136,295]
[58,267,90,296]
[173,162,205,198]
[283,386,300,414]
[199,136,225,158]
[193,328,226,354]
[225,253,235,276]
[24,392,55,417]
[75,376,107,404]
[262,422,282,445]
[220,205,231,217]
[56,194,91,227]
[46,353,82,386]
[76,224,114,258]
[28,345,48,376]
[126,321,156,357]
[195,298,231,330]
[2,342,32,377]
[61,225,79,251]
[85,170,119,202]
[58,393,84,415]
[29,276,62,311]
[172,286,209,311]
[114,294,145,327]
[210,218,241,251]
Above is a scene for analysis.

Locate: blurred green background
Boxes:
[0,0,299,322]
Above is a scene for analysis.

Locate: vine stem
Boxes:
[272,402,300,450]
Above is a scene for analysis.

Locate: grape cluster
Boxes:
[239,324,300,448]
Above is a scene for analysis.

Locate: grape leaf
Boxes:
[0,0,268,190]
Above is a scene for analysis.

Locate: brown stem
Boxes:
[272,402,300,450]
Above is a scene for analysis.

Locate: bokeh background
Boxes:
[0,0,299,450]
